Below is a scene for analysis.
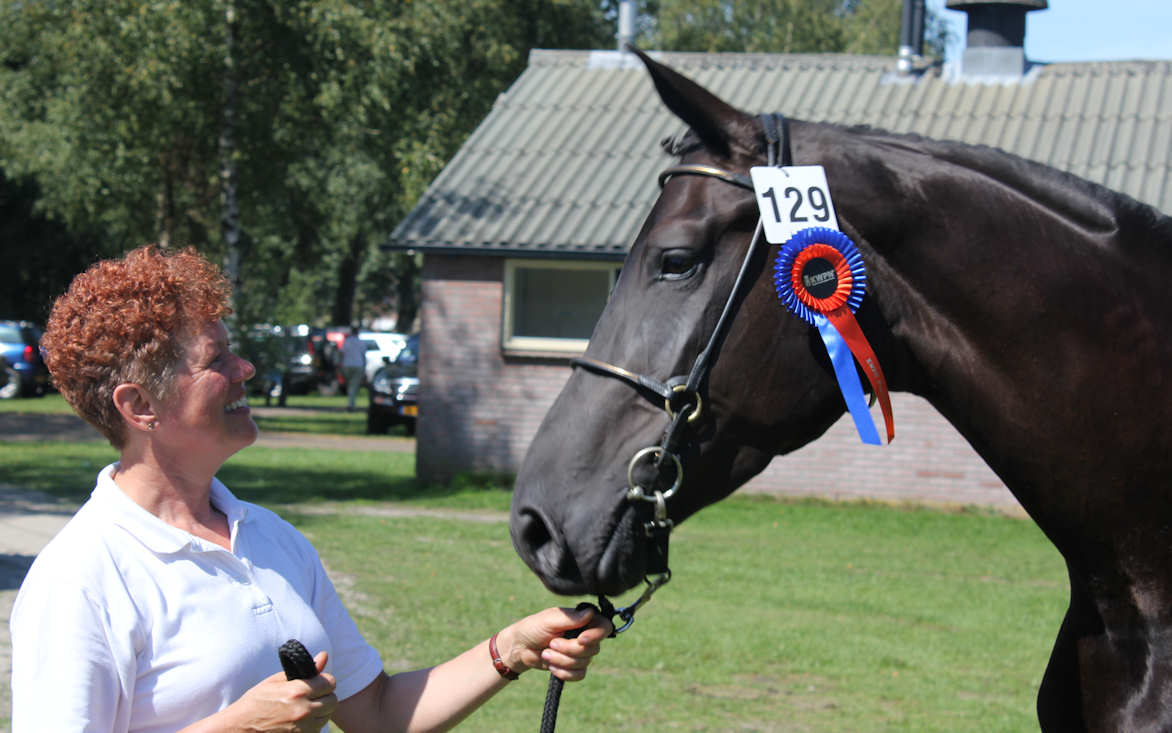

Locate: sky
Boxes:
[927,0,1172,63]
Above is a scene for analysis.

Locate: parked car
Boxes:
[242,324,325,406]
[359,331,407,385]
[0,320,50,399]
[367,333,418,435]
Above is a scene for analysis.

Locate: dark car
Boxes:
[242,325,325,406]
[366,333,418,435]
[0,320,50,399]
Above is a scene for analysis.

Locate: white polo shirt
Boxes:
[10,463,384,733]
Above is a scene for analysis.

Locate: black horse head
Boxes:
[510,49,909,596]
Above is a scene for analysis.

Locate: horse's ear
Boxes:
[627,45,755,159]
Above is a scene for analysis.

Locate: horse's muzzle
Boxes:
[510,500,647,597]
[511,505,588,595]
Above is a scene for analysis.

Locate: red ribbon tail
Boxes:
[826,309,895,444]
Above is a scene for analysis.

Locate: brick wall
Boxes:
[418,254,1023,514]
[747,393,1022,514]
[417,255,573,482]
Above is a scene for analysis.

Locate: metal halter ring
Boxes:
[626,446,683,502]
[611,570,673,634]
[664,383,703,424]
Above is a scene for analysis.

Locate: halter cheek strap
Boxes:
[574,113,787,452]
[568,114,790,627]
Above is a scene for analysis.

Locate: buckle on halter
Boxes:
[665,383,703,424]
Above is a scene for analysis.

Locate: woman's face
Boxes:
[155,319,258,463]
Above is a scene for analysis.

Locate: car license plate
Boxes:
[399,405,418,417]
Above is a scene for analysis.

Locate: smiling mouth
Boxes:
[225,396,250,413]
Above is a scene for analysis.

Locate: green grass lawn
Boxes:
[296,496,1066,732]
[1,432,1067,732]
[0,391,362,415]
[252,409,375,436]
[0,390,412,437]
[0,392,76,414]
[1,398,1067,730]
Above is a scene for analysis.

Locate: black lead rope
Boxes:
[539,513,671,732]
[540,598,616,733]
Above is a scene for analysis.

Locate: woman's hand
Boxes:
[497,606,614,681]
[196,651,338,732]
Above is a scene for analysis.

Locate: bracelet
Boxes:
[488,632,520,680]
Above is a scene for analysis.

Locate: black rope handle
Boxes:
[540,599,616,733]
[278,638,318,680]
[540,673,567,733]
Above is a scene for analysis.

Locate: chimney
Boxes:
[617,0,636,51]
[946,0,1048,79]
[898,0,926,73]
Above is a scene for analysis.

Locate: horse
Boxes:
[508,47,1172,731]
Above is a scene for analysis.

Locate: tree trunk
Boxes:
[220,1,243,323]
[393,253,419,333]
[331,232,365,327]
[155,154,173,248]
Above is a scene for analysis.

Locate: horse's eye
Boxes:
[660,250,699,280]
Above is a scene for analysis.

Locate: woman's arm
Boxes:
[332,606,611,733]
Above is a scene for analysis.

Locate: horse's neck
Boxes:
[799,123,1172,477]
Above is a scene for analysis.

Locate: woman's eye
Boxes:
[660,251,698,279]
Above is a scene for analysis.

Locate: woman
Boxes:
[11,245,611,732]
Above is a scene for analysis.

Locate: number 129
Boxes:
[761,186,832,224]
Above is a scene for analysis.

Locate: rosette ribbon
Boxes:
[773,227,894,445]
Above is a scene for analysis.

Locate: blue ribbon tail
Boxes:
[814,314,881,445]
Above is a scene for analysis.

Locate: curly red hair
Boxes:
[42,245,232,449]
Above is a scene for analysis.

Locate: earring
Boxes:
[147,421,157,431]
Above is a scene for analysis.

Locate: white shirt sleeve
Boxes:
[11,555,137,732]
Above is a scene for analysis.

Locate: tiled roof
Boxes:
[391,49,1172,257]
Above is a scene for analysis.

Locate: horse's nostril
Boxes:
[514,507,585,592]
[516,507,554,555]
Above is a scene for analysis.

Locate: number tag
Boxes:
[750,165,839,244]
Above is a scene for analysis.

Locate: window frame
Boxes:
[501,258,621,356]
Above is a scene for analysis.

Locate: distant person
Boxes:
[341,326,367,412]
[12,245,612,732]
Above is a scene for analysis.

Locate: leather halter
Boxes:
[568,114,791,598]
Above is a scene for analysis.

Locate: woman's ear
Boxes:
[112,383,159,434]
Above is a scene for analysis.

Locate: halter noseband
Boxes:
[569,114,791,628]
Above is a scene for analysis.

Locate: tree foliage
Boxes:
[0,1,942,328]
[0,0,610,329]
[0,171,103,322]
[619,0,946,58]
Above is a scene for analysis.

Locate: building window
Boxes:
[503,259,621,354]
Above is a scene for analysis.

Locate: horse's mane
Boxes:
[852,124,1172,242]
[662,122,1172,242]
[662,131,702,157]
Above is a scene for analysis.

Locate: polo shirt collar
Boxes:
[94,462,251,555]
